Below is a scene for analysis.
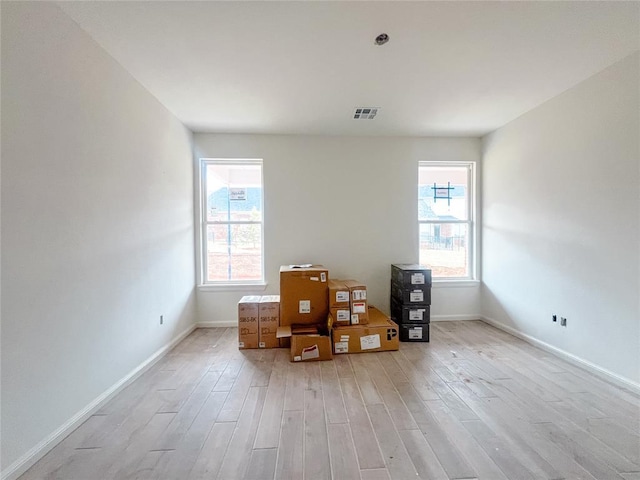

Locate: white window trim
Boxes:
[196,158,266,288]
[419,160,478,283]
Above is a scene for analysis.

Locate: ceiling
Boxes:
[57,1,639,137]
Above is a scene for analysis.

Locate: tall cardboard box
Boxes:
[332,306,399,354]
[280,265,329,326]
[259,295,280,348]
[343,279,368,324]
[238,295,261,349]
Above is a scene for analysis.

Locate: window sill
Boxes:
[432,279,480,288]
[198,282,268,293]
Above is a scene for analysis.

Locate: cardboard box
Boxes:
[330,307,351,327]
[332,306,398,354]
[328,279,350,308]
[277,317,333,362]
[391,264,432,288]
[259,295,280,348]
[238,295,261,349]
[280,265,329,326]
[343,279,368,324]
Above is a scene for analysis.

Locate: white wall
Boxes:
[194,134,481,324]
[482,52,640,386]
[1,2,196,475]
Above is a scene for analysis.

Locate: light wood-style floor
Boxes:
[20,321,640,480]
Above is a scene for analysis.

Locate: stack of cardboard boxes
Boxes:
[389,263,432,342]
[237,264,402,362]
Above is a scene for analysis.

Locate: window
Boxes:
[419,162,476,280]
[199,159,264,284]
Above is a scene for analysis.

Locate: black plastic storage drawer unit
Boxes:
[399,322,430,342]
[390,264,432,342]
[390,296,430,324]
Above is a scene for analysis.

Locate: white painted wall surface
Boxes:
[482,53,640,385]
[1,2,196,473]
[194,134,481,324]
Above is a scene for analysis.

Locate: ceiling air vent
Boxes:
[353,107,379,120]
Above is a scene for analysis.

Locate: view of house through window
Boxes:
[201,159,264,283]
[419,162,475,279]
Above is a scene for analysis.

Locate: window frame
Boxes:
[418,161,478,283]
[197,158,266,288]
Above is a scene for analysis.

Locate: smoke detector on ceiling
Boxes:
[353,107,379,120]
[375,33,389,46]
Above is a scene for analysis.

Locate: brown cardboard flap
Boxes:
[276,326,292,338]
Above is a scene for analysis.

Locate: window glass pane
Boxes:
[419,223,469,278]
[419,166,468,221]
[206,164,262,222]
[206,223,263,282]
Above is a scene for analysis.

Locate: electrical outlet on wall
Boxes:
[560,317,567,327]
[160,315,164,325]
[552,314,557,322]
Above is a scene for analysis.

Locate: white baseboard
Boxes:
[480,315,640,396]
[431,314,481,322]
[196,320,237,328]
[1,324,197,480]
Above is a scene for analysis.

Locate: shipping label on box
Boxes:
[360,334,381,350]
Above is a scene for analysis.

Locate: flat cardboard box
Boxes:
[238,295,261,349]
[277,322,333,362]
[332,306,398,354]
[280,265,329,326]
[259,295,280,348]
[343,279,368,324]
[328,279,350,309]
[330,307,351,327]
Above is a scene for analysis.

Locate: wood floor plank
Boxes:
[275,410,304,480]
[394,382,476,479]
[187,421,236,479]
[216,386,267,479]
[365,403,419,480]
[397,428,449,480]
[320,360,349,424]
[156,391,229,479]
[254,349,288,448]
[339,376,386,470]
[304,388,332,480]
[349,354,384,406]
[244,448,278,480]
[360,468,392,480]
[363,355,418,431]
[328,423,361,480]
[283,360,306,412]
[424,399,510,480]
[534,422,627,480]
